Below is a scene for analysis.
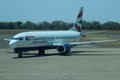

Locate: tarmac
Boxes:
[0,45,120,80]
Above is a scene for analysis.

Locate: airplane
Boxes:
[5,7,117,58]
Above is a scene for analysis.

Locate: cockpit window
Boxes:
[12,37,23,40]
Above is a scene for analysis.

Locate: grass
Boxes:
[0,29,27,34]
[88,30,120,35]
[81,31,120,48]
[0,29,42,34]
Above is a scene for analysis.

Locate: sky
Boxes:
[0,0,120,23]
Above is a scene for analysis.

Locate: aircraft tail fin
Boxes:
[69,7,83,32]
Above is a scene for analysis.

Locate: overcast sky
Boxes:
[0,0,120,23]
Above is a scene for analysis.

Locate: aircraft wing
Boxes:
[69,40,117,45]
[84,30,107,34]
[52,40,117,46]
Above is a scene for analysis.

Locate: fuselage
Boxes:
[9,31,81,49]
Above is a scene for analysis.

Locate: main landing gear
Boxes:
[18,51,23,58]
[17,49,45,58]
[38,49,45,56]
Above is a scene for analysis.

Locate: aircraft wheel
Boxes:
[18,51,23,58]
[38,49,45,56]
[64,52,71,56]
[14,50,19,53]
[61,52,71,56]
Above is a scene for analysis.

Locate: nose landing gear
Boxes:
[18,51,23,58]
[17,49,45,58]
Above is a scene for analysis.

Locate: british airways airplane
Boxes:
[5,7,116,58]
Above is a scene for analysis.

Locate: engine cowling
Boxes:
[57,44,71,54]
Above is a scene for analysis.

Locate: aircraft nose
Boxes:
[9,40,17,48]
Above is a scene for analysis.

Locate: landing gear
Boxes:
[64,52,71,56]
[14,50,19,53]
[18,51,23,58]
[64,49,71,56]
[61,51,71,56]
[38,49,45,56]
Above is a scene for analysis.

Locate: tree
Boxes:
[41,21,51,30]
[102,21,120,30]
[91,21,102,30]
[0,20,120,30]
[0,22,4,29]
[51,20,71,30]
[16,21,23,29]
[82,21,92,30]
[22,21,35,29]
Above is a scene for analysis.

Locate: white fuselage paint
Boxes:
[9,31,81,48]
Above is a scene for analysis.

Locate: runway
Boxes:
[0,46,120,80]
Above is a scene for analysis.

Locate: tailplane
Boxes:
[70,7,83,32]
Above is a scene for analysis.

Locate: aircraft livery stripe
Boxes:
[75,23,81,32]
[77,11,83,18]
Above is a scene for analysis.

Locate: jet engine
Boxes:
[57,44,71,55]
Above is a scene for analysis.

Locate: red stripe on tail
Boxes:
[77,11,83,18]
[75,23,81,32]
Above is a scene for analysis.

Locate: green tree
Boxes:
[22,21,35,29]
[102,21,120,30]
[41,21,51,30]
[83,21,92,30]
[91,21,102,30]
